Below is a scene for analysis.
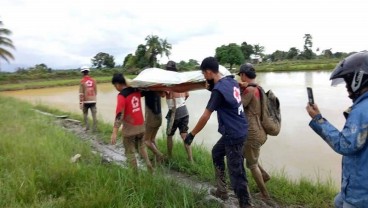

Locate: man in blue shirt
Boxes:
[185,57,252,208]
[306,52,368,208]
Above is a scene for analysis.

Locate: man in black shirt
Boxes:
[142,90,165,163]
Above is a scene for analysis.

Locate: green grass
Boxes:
[32,104,338,208]
[255,59,340,72]
[0,75,136,91]
[0,96,219,208]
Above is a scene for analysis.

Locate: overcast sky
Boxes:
[1,0,367,71]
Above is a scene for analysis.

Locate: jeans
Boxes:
[334,193,356,208]
[212,136,250,205]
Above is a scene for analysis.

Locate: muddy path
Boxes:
[50,115,301,208]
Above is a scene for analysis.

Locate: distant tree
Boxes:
[91,52,115,68]
[215,43,244,70]
[253,44,265,56]
[322,49,333,59]
[188,59,199,66]
[0,20,15,71]
[286,47,299,60]
[177,59,200,71]
[270,50,287,61]
[303,34,314,59]
[123,53,137,69]
[135,44,149,68]
[145,35,172,67]
[240,42,254,60]
[333,52,348,59]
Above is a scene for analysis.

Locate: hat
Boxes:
[80,66,90,72]
[238,63,256,78]
[166,61,177,71]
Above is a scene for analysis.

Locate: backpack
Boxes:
[247,84,281,136]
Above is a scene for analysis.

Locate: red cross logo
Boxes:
[233,87,241,103]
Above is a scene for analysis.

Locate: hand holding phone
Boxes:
[307,87,314,105]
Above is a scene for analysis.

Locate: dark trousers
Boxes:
[212,136,250,205]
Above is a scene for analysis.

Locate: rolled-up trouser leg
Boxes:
[226,142,251,207]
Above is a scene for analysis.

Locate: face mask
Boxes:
[206,79,215,91]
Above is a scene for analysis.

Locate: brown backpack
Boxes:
[247,84,281,136]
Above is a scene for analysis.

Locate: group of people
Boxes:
[78,52,368,208]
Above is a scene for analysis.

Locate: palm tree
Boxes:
[145,35,171,67]
[0,21,15,70]
[161,38,172,59]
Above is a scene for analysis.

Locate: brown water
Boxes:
[2,71,350,186]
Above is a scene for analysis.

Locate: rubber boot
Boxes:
[210,167,229,200]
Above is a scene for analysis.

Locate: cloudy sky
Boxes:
[1,0,367,71]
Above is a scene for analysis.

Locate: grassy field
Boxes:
[0,59,340,91]
[0,75,136,91]
[32,104,338,207]
[0,96,219,208]
[255,59,340,72]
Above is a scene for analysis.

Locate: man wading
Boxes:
[142,90,165,163]
[185,57,252,208]
[165,61,193,162]
[306,52,368,207]
[238,63,271,200]
[110,73,153,172]
[79,66,97,132]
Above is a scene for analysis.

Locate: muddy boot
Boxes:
[210,168,229,200]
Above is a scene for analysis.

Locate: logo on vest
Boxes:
[131,96,141,112]
[85,80,93,87]
[233,87,241,103]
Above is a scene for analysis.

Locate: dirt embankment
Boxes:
[48,113,301,208]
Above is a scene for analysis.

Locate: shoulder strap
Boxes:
[120,87,138,98]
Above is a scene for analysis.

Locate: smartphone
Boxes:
[307,87,314,105]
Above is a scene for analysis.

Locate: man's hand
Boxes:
[184,132,195,145]
[79,102,84,110]
[306,103,321,119]
[239,81,249,88]
[111,132,117,145]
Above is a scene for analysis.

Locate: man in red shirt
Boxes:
[79,66,97,132]
[110,73,153,172]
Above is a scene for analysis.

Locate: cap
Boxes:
[80,66,90,72]
[238,63,254,75]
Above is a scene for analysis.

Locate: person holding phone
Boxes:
[306,52,368,208]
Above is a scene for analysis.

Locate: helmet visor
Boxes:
[331,78,345,86]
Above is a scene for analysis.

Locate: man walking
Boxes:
[165,61,193,162]
[238,63,271,200]
[142,90,165,163]
[79,66,97,132]
[184,57,252,207]
[111,73,153,172]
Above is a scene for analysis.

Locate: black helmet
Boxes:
[330,51,368,97]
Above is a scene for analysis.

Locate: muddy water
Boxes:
[2,71,350,186]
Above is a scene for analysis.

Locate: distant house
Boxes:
[250,54,262,64]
